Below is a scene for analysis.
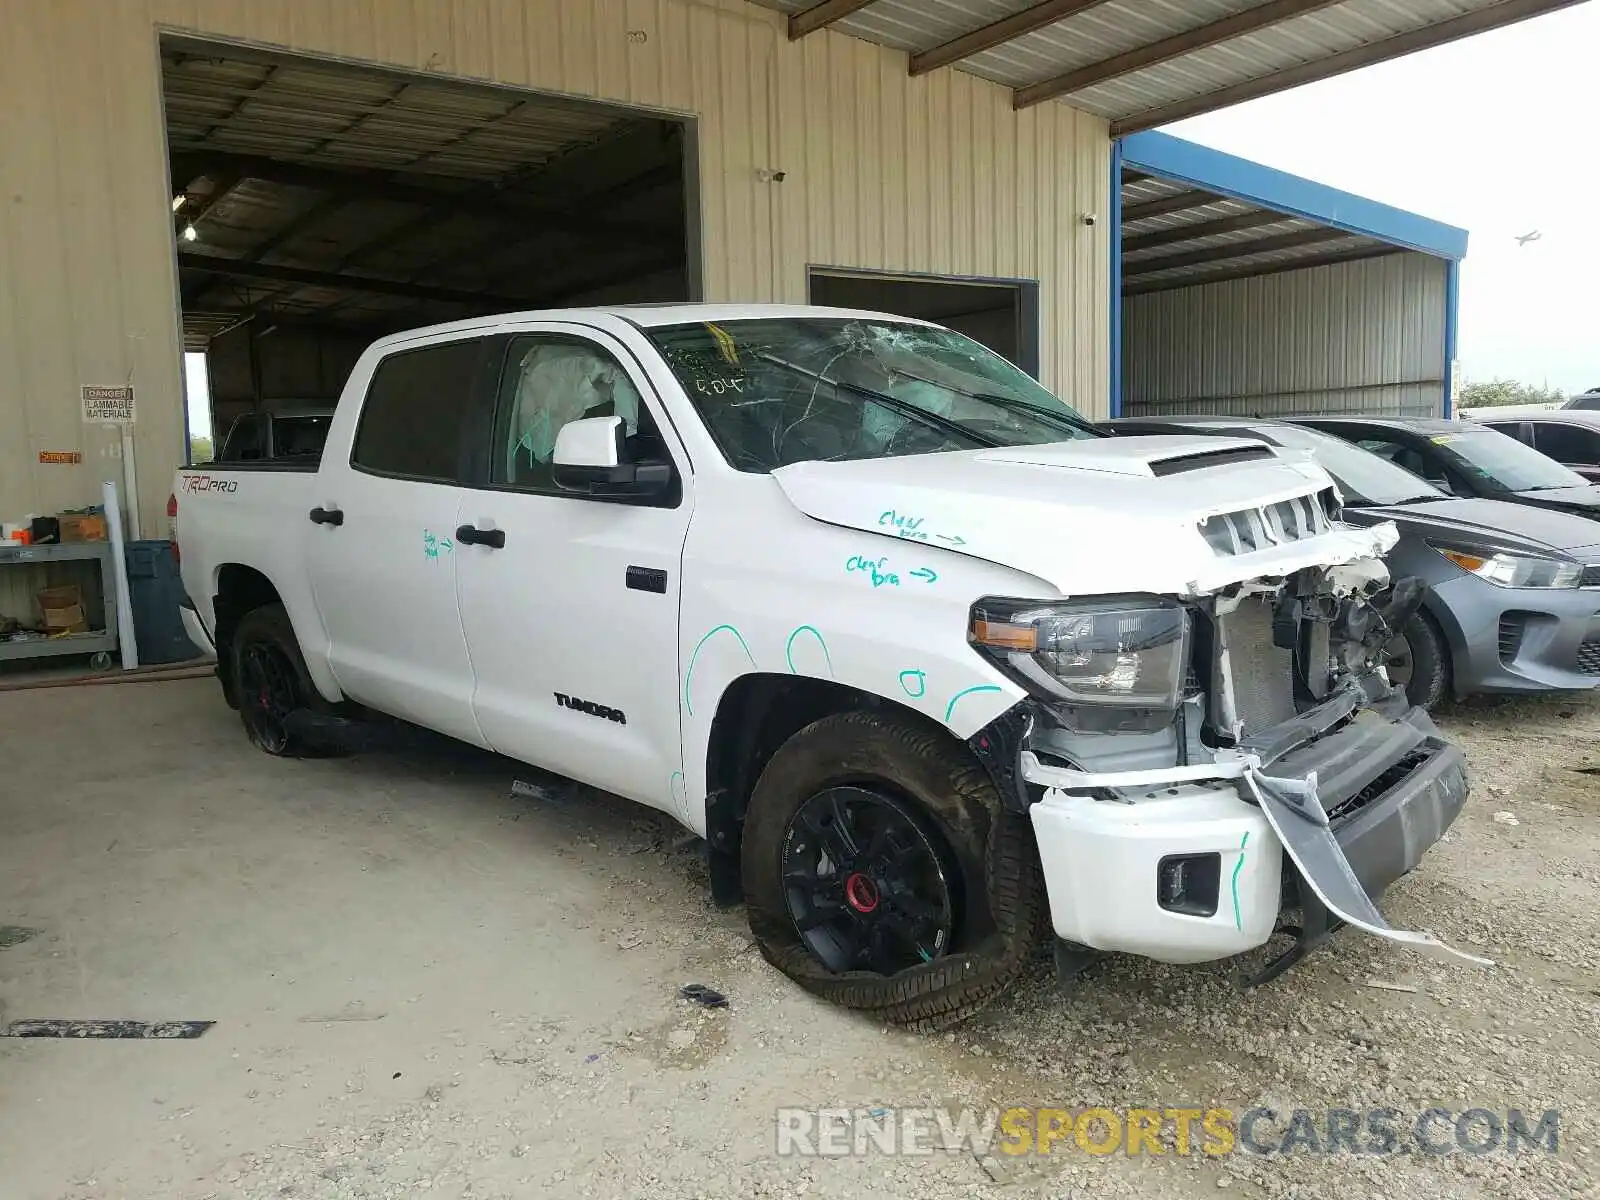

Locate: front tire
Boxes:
[741,710,1046,1030]
[230,604,332,756]
[1386,609,1449,710]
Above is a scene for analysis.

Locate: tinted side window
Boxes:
[1534,423,1600,464]
[491,334,670,493]
[352,339,484,482]
[1487,421,1531,446]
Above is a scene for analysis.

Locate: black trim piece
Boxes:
[1148,445,1275,476]
[626,565,669,593]
[966,703,1033,814]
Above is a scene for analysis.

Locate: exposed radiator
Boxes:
[1213,596,1297,737]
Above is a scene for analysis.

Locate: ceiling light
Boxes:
[181,224,198,243]
[171,194,186,212]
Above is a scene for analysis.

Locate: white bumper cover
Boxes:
[1025,762,1281,962]
[1023,748,1490,969]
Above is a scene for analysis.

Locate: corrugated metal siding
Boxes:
[1122,252,1447,419]
[0,0,1110,533]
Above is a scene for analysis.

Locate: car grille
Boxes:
[1581,565,1600,588]
[1498,616,1527,664]
[1578,639,1600,675]
[1200,490,1333,557]
[1213,596,1297,736]
[1326,750,1431,824]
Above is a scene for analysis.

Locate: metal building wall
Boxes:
[1122,252,1448,419]
[0,0,1111,535]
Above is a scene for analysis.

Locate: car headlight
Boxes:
[1432,545,1583,589]
[969,598,1190,728]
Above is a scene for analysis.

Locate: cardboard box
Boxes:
[57,513,108,542]
[37,584,87,633]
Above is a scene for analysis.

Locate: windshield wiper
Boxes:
[969,392,1101,437]
[888,366,1098,438]
[752,353,999,448]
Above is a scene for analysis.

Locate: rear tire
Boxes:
[230,604,333,757]
[741,710,1046,1031]
[1388,609,1449,710]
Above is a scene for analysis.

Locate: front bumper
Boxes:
[1022,696,1474,967]
[1428,575,1600,695]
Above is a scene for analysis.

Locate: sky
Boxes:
[1168,1,1599,395]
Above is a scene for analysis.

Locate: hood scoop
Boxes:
[973,435,1283,479]
[1148,444,1276,477]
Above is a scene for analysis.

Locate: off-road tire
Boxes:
[1396,609,1449,710]
[231,604,334,757]
[741,709,1047,1031]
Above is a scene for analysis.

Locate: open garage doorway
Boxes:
[807,269,1040,378]
[161,38,696,449]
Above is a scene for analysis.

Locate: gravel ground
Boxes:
[3,682,1598,1199]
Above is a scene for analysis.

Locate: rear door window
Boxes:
[1533,422,1600,465]
[351,339,487,483]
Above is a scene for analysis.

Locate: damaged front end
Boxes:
[965,537,1486,982]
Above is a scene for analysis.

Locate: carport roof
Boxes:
[758,0,1584,133]
[1117,130,1468,295]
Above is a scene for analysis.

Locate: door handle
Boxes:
[309,506,344,526]
[455,524,505,549]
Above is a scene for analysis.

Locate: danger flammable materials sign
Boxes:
[81,385,135,423]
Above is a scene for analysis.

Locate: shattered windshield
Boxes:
[646,318,1098,472]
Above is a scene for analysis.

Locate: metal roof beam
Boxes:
[910,0,1115,77]
[1122,210,1288,253]
[1124,245,1402,295]
[1111,0,1589,135]
[1124,227,1354,277]
[789,0,876,40]
[168,150,668,244]
[1014,0,1342,108]
[176,253,528,309]
[1121,189,1218,223]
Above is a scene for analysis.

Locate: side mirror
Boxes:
[551,415,672,499]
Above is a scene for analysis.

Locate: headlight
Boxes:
[1433,545,1583,589]
[969,598,1190,725]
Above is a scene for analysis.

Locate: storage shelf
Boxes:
[0,539,120,665]
[0,629,116,661]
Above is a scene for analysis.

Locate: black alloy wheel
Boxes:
[238,639,300,755]
[781,785,957,975]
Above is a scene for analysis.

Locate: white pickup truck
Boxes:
[173,304,1484,1028]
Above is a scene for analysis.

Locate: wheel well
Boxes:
[212,564,281,706]
[702,674,942,865]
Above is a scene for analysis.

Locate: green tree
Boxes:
[1458,379,1566,408]
[189,435,213,464]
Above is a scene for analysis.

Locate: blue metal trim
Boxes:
[1108,140,1124,418]
[1442,259,1461,418]
[1119,131,1469,261]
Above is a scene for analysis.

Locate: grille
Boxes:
[1578,640,1600,675]
[1581,565,1600,588]
[1326,750,1431,824]
[1200,491,1333,556]
[1498,616,1527,664]
[1213,597,1297,737]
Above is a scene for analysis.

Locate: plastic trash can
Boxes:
[124,539,201,664]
